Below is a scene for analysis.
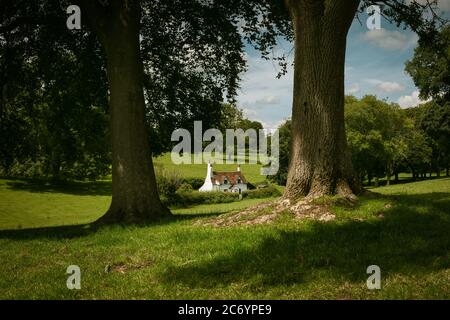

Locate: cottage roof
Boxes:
[212,171,247,185]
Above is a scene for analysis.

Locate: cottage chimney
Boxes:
[199,161,214,192]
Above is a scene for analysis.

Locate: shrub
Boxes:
[242,185,281,199]
[166,186,281,207]
[178,183,193,192]
[155,167,182,198]
[171,190,205,206]
[2,156,110,181]
[181,178,204,190]
[201,191,239,204]
[166,190,240,207]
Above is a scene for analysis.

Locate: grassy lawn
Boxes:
[0,178,449,299]
[0,179,111,230]
[0,179,274,230]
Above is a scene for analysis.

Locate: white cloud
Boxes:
[254,95,280,105]
[242,108,257,118]
[347,83,360,94]
[239,53,293,102]
[241,108,286,131]
[366,79,405,93]
[259,119,287,131]
[377,81,404,93]
[236,50,294,129]
[398,90,431,108]
[361,29,418,51]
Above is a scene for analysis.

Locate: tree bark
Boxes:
[283,0,361,201]
[81,1,170,224]
[386,161,392,185]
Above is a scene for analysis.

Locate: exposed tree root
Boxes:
[276,198,336,221]
[194,201,278,228]
[195,195,352,228]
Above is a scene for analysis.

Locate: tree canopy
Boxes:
[406,25,450,103]
[0,0,261,179]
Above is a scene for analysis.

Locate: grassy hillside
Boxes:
[0,178,448,299]
[153,153,268,184]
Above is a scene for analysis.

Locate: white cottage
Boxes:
[199,163,248,193]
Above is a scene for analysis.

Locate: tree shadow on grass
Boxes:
[0,223,96,240]
[159,192,450,289]
[0,212,221,240]
[4,179,112,196]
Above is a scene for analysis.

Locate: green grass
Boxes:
[363,172,447,187]
[0,179,111,230]
[0,178,449,299]
[0,179,274,230]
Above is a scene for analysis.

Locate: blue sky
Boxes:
[236,0,450,129]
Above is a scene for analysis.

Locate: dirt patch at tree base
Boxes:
[195,198,337,228]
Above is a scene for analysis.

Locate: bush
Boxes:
[155,168,182,198]
[2,156,110,181]
[165,190,240,207]
[170,190,205,206]
[242,185,281,199]
[181,178,204,190]
[7,159,44,179]
[177,183,193,192]
[201,191,240,204]
[164,185,281,207]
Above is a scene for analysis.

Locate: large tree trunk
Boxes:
[283,0,361,201]
[82,0,170,224]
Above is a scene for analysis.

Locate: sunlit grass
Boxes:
[0,178,448,299]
